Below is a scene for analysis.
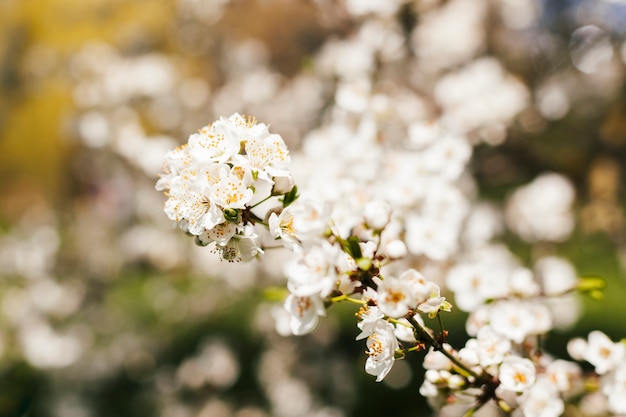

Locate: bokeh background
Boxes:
[1,0,626,416]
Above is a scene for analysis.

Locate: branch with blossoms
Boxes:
[158,113,625,417]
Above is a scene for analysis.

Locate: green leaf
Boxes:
[576,276,606,300]
[345,235,363,260]
[280,185,299,207]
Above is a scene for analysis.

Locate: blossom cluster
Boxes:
[158,112,624,417]
[4,0,624,414]
[156,113,296,262]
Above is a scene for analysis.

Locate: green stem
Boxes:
[405,345,424,353]
[388,318,412,328]
[248,195,274,209]
[463,405,479,417]
[330,294,365,304]
[437,313,445,335]
[261,245,285,251]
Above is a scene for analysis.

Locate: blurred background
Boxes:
[0,0,625,416]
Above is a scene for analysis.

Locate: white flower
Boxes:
[419,379,448,410]
[381,239,407,260]
[416,281,450,317]
[187,122,239,165]
[544,359,581,393]
[335,77,371,113]
[446,257,511,312]
[362,200,392,230]
[475,326,511,367]
[397,268,429,300]
[290,198,330,243]
[269,208,301,252]
[217,227,262,262]
[458,340,481,368]
[465,305,490,336]
[196,221,237,246]
[421,133,471,181]
[272,174,295,195]
[505,173,575,243]
[489,300,549,343]
[508,267,540,297]
[356,305,385,341]
[408,120,440,149]
[393,317,420,343]
[155,145,191,191]
[566,337,587,361]
[534,256,577,296]
[284,241,338,298]
[284,293,326,336]
[211,171,254,210]
[234,132,291,182]
[376,276,416,318]
[604,363,626,414]
[498,356,536,392]
[405,214,458,261]
[584,331,625,375]
[269,198,329,253]
[212,113,270,163]
[423,346,453,371]
[364,320,399,382]
[163,177,225,235]
[519,377,564,417]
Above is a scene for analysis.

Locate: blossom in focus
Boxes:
[356,305,386,341]
[269,198,329,252]
[363,319,399,382]
[157,113,296,262]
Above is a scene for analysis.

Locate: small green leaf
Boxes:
[346,235,363,259]
[280,185,299,207]
[576,276,606,299]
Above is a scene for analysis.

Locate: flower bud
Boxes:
[383,239,407,259]
[272,174,295,195]
[566,337,587,361]
[224,208,241,223]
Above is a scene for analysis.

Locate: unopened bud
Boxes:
[384,239,407,259]
[224,208,241,223]
[272,174,295,195]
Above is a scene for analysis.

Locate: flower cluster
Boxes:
[156,113,296,262]
[569,331,626,414]
[277,200,454,382]
[159,114,621,417]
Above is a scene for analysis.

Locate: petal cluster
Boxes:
[157,113,294,262]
